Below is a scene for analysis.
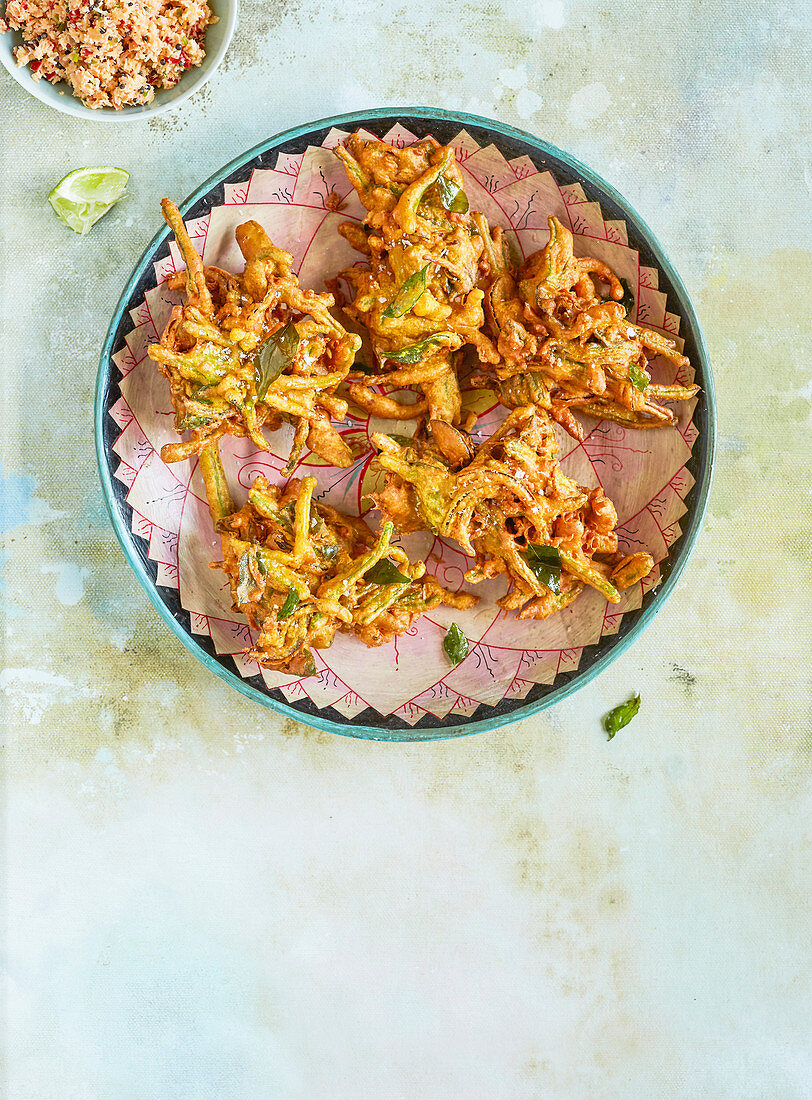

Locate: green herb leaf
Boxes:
[437,174,469,214]
[352,360,378,375]
[443,623,469,665]
[628,363,649,392]
[523,543,562,594]
[254,322,299,401]
[364,559,410,585]
[277,587,299,621]
[385,332,454,364]
[382,264,430,319]
[603,693,641,740]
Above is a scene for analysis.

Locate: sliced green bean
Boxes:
[559,549,620,603]
[199,443,233,523]
[318,522,394,602]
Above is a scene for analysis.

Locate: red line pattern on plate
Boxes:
[109,126,699,721]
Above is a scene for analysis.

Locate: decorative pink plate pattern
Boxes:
[109,125,698,725]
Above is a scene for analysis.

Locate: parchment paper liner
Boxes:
[110,124,698,724]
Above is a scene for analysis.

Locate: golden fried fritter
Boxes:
[333,134,500,424]
[199,446,476,675]
[149,200,361,471]
[473,215,699,439]
[371,407,654,619]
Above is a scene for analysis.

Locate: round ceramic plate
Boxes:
[95,107,716,741]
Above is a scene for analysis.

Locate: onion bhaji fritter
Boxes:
[371,408,654,619]
[333,134,500,425]
[330,132,698,443]
[473,215,700,439]
[199,446,476,676]
[149,199,361,471]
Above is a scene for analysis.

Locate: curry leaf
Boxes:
[628,363,649,392]
[364,559,410,585]
[385,332,454,364]
[382,264,430,319]
[603,693,641,740]
[277,587,299,621]
[523,543,562,594]
[437,174,469,214]
[254,322,299,401]
[443,623,469,665]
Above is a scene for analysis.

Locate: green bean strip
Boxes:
[247,486,283,520]
[559,549,620,603]
[355,582,417,625]
[150,343,234,385]
[333,145,372,194]
[318,522,395,602]
[645,383,700,401]
[199,443,233,523]
[629,323,688,365]
[575,400,673,427]
[161,198,213,315]
[229,540,310,599]
[394,149,453,234]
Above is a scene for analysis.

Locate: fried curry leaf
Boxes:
[628,363,649,392]
[603,693,641,740]
[385,333,454,364]
[443,622,469,665]
[254,322,299,401]
[437,174,470,214]
[523,543,562,594]
[382,264,430,319]
[364,558,410,585]
[616,276,636,317]
[277,587,300,621]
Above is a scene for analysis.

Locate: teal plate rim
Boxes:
[95,106,717,742]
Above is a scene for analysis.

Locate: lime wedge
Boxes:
[48,166,130,235]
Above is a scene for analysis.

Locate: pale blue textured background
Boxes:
[1,1,810,1096]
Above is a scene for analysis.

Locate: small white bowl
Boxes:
[0,0,237,120]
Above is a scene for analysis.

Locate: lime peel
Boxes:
[48,166,129,235]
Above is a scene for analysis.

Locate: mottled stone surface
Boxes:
[1,1,810,1096]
